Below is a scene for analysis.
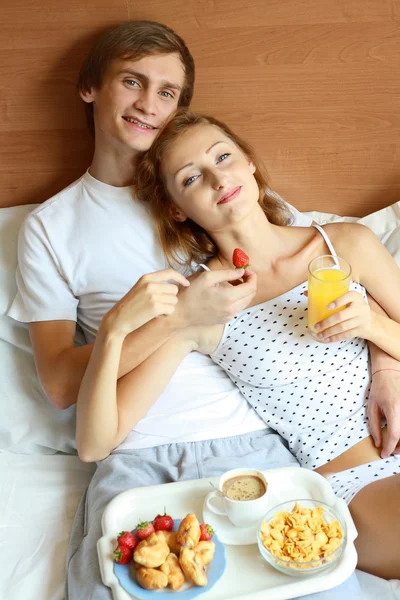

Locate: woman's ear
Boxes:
[170,205,187,223]
[249,160,256,174]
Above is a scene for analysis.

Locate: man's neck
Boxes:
[89,145,139,187]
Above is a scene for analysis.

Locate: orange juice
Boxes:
[308,256,351,338]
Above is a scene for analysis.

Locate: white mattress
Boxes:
[1,452,399,600]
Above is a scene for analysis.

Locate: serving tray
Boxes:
[97,466,358,600]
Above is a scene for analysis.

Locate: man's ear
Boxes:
[170,205,187,223]
[79,87,96,104]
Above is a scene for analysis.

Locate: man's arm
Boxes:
[366,294,400,457]
[30,267,190,409]
[29,317,178,410]
[31,267,256,409]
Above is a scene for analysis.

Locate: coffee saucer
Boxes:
[202,492,258,546]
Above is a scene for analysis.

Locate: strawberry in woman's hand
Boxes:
[153,511,174,532]
[136,521,155,541]
[117,530,137,551]
[232,248,250,269]
[199,523,214,541]
[113,544,132,564]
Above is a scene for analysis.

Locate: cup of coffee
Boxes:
[205,468,269,528]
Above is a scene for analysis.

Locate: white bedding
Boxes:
[1,201,400,600]
[0,453,95,600]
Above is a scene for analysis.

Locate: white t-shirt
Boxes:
[8,171,312,449]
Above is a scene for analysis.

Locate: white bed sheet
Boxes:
[0,452,95,600]
[1,452,399,600]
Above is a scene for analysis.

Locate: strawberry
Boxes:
[232,248,250,269]
[136,521,155,541]
[199,523,214,541]
[117,530,137,551]
[113,544,132,564]
[153,511,174,532]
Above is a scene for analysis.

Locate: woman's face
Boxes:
[161,123,260,232]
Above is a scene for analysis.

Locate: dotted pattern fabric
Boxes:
[327,455,400,504]
[211,280,371,470]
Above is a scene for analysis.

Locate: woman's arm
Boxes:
[76,321,196,462]
[75,267,191,462]
[76,317,225,462]
[315,224,400,360]
[76,270,253,462]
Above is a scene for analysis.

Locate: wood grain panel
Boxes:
[128,0,400,216]
[0,130,93,206]
[266,145,400,216]
[0,50,87,132]
[1,0,400,215]
[184,23,400,67]
[128,0,399,27]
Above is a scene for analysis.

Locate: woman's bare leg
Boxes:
[349,473,400,579]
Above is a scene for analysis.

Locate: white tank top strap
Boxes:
[313,223,337,256]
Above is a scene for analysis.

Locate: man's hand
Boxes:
[103,269,190,337]
[368,370,400,457]
[173,268,257,329]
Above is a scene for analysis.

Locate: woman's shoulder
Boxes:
[322,221,377,250]
[321,222,379,279]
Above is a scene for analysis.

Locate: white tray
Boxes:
[97,467,358,600]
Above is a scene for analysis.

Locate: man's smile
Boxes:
[122,116,157,130]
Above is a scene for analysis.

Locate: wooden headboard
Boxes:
[2,0,400,216]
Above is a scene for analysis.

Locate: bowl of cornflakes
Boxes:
[257,500,346,577]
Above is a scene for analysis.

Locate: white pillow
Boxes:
[0,205,77,455]
[1,201,399,455]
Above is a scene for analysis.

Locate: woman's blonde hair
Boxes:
[135,109,292,268]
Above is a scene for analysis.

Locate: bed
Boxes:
[1,202,400,600]
[2,1,400,598]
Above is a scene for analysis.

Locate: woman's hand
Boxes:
[368,369,400,457]
[102,269,190,337]
[314,290,374,343]
[172,267,257,329]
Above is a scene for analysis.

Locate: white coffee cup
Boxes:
[206,468,269,528]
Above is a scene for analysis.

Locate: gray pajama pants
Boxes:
[65,429,363,600]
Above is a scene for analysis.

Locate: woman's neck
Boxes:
[210,208,290,272]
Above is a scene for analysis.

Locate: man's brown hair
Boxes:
[135,109,291,269]
[77,21,195,136]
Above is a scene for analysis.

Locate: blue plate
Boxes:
[114,519,226,598]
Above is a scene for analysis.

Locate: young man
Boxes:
[8,21,397,599]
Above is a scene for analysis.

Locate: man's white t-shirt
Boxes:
[8,171,312,449]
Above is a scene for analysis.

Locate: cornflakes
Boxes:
[260,503,344,569]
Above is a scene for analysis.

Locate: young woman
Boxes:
[75,110,400,585]
[134,110,400,578]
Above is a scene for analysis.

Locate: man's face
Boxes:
[81,53,186,155]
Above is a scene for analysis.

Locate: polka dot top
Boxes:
[211,226,371,470]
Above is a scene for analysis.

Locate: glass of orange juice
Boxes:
[308,255,351,339]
